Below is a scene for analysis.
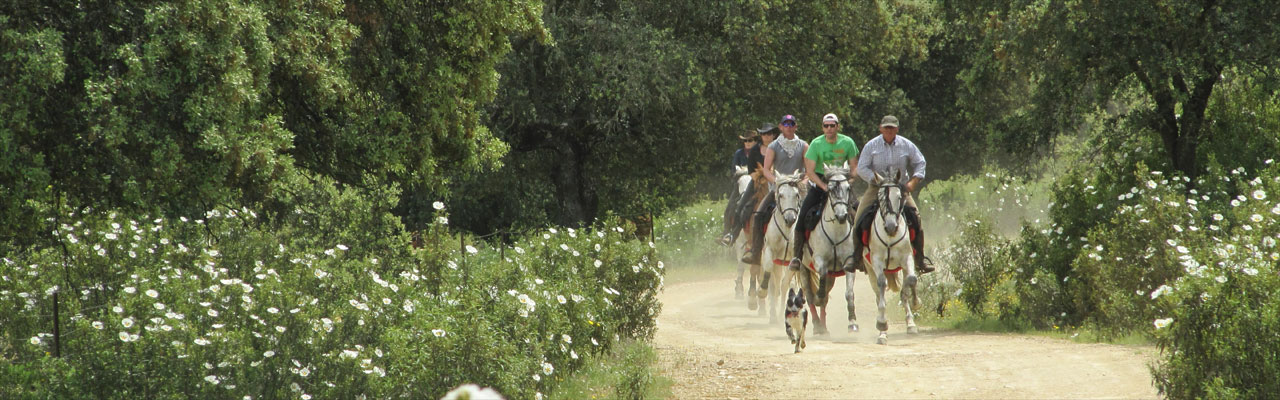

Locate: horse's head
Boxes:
[874,170,906,235]
[734,166,752,196]
[775,171,804,225]
[824,164,853,221]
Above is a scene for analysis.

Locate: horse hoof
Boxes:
[876,321,889,332]
[849,324,859,333]
[876,336,888,345]
[748,295,758,311]
[908,325,919,334]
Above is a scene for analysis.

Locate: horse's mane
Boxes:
[776,171,804,185]
[824,164,850,180]
[733,165,750,178]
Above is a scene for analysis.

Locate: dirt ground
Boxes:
[654,272,1160,399]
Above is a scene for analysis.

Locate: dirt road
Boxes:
[655,273,1159,399]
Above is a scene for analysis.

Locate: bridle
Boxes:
[815,172,855,269]
[771,180,801,243]
[872,180,910,269]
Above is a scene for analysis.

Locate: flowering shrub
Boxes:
[0,189,662,398]
[653,201,723,268]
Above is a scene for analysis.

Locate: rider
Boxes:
[850,115,934,274]
[741,115,808,264]
[719,124,779,246]
[720,132,758,239]
[788,113,860,271]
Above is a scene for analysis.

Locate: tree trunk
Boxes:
[550,138,596,226]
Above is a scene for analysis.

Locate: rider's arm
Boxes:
[762,146,777,183]
[804,157,825,191]
[856,141,874,184]
[906,176,923,193]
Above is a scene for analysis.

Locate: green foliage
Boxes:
[548,340,670,400]
[654,201,724,269]
[0,186,661,398]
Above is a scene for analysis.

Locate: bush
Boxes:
[0,180,663,399]
[654,200,724,269]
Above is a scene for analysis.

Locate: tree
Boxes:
[0,1,546,245]
[963,0,1280,181]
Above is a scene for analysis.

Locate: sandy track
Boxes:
[655,274,1159,399]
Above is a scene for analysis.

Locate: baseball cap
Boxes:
[880,115,899,128]
[822,113,839,124]
[780,114,796,124]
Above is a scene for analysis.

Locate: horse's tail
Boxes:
[887,269,901,293]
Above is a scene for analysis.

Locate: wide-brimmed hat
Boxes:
[756,122,779,136]
[738,131,760,141]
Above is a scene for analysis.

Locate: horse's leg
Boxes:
[748,262,759,311]
[902,280,918,334]
[846,273,858,333]
[735,255,745,299]
[874,264,890,345]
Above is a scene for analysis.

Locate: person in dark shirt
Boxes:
[719,123,778,246]
[721,132,758,237]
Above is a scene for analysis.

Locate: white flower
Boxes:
[1252,214,1264,223]
[92,321,104,330]
[1213,213,1224,221]
[145,289,159,298]
[29,336,41,345]
[594,260,603,268]
[1254,190,1266,200]
[122,317,134,328]
[1153,318,1174,329]
[118,331,131,342]
[314,269,328,279]
[542,362,554,375]
[441,384,504,400]
[1146,180,1157,189]
[557,295,567,304]
[562,334,572,344]
[336,244,348,251]
[194,338,211,346]
[1176,246,1189,254]
[1243,267,1259,276]
[433,201,445,210]
[437,216,449,225]
[1215,276,1228,283]
[208,309,219,317]
[324,249,336,257]
[432,329,446,338]
[264,350,276,357]
[204,375,220,385]
[154,302,165,310]
[466,245,478,254]
[124,287,136,294]
[298,367,310,377]
[1150,285,1172,300]
[514,246,525,255]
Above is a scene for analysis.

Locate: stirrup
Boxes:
[717,233,734,247]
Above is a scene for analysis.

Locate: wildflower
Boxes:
[324,249,336,257]
[124,287,136,294]
[154,302,165,310]
[1243,267,1259,276]
[1254,190,1267,200]
[562,334,572,343]
[437,216,449,225]
[122,317,134,328]
[205,375,220,385]
[265,350,276,357]
[1146,180,1157,189]
[1213,213,1223,221]
[208,309,219,317]
[298,368,310,377]
[432,329,446,338]
[195,338,211,346]
[557,295,567,304]
[29,336,41,345]
[337,244,348,251]
[146,289,159,298]
[92,321,104,330]
[433,201,445,210]
[542,362,555,375]
[466,245,478,254]
[1153,318,1173,329]
[1150,285,1172,300]
[533,374,541,382]
[1215,276,1228,283]
[514,246,525,255]
[1252,214,1264,223]
[1176,246,1189,254]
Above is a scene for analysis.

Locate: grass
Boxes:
[930,312,1154,346]
[549,340,672,400]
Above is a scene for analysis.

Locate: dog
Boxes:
[784,288,808,353]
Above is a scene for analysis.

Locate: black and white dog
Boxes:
[784,288,808,353]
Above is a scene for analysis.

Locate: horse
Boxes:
[760,171,806,323]
[732,166,770,310]
[731,165,753,299]
[863,170,920,345]
[794,165,858,335]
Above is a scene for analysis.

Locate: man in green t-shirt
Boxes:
[788,113,860,272]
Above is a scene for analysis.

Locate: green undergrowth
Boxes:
[549,340,671,400]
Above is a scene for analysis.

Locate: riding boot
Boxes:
[788,225,807,271]
[906,209,934,274]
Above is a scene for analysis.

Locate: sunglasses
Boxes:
[781,121,796,127]
[823,123,838,128]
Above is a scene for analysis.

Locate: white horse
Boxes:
[864,171,920,345]
[761,171,806,323]
[795,165,858,335]
[731,165,753,299]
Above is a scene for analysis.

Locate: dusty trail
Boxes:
[654,272,1159,399]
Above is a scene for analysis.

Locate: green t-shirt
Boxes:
[805,134,859,175]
